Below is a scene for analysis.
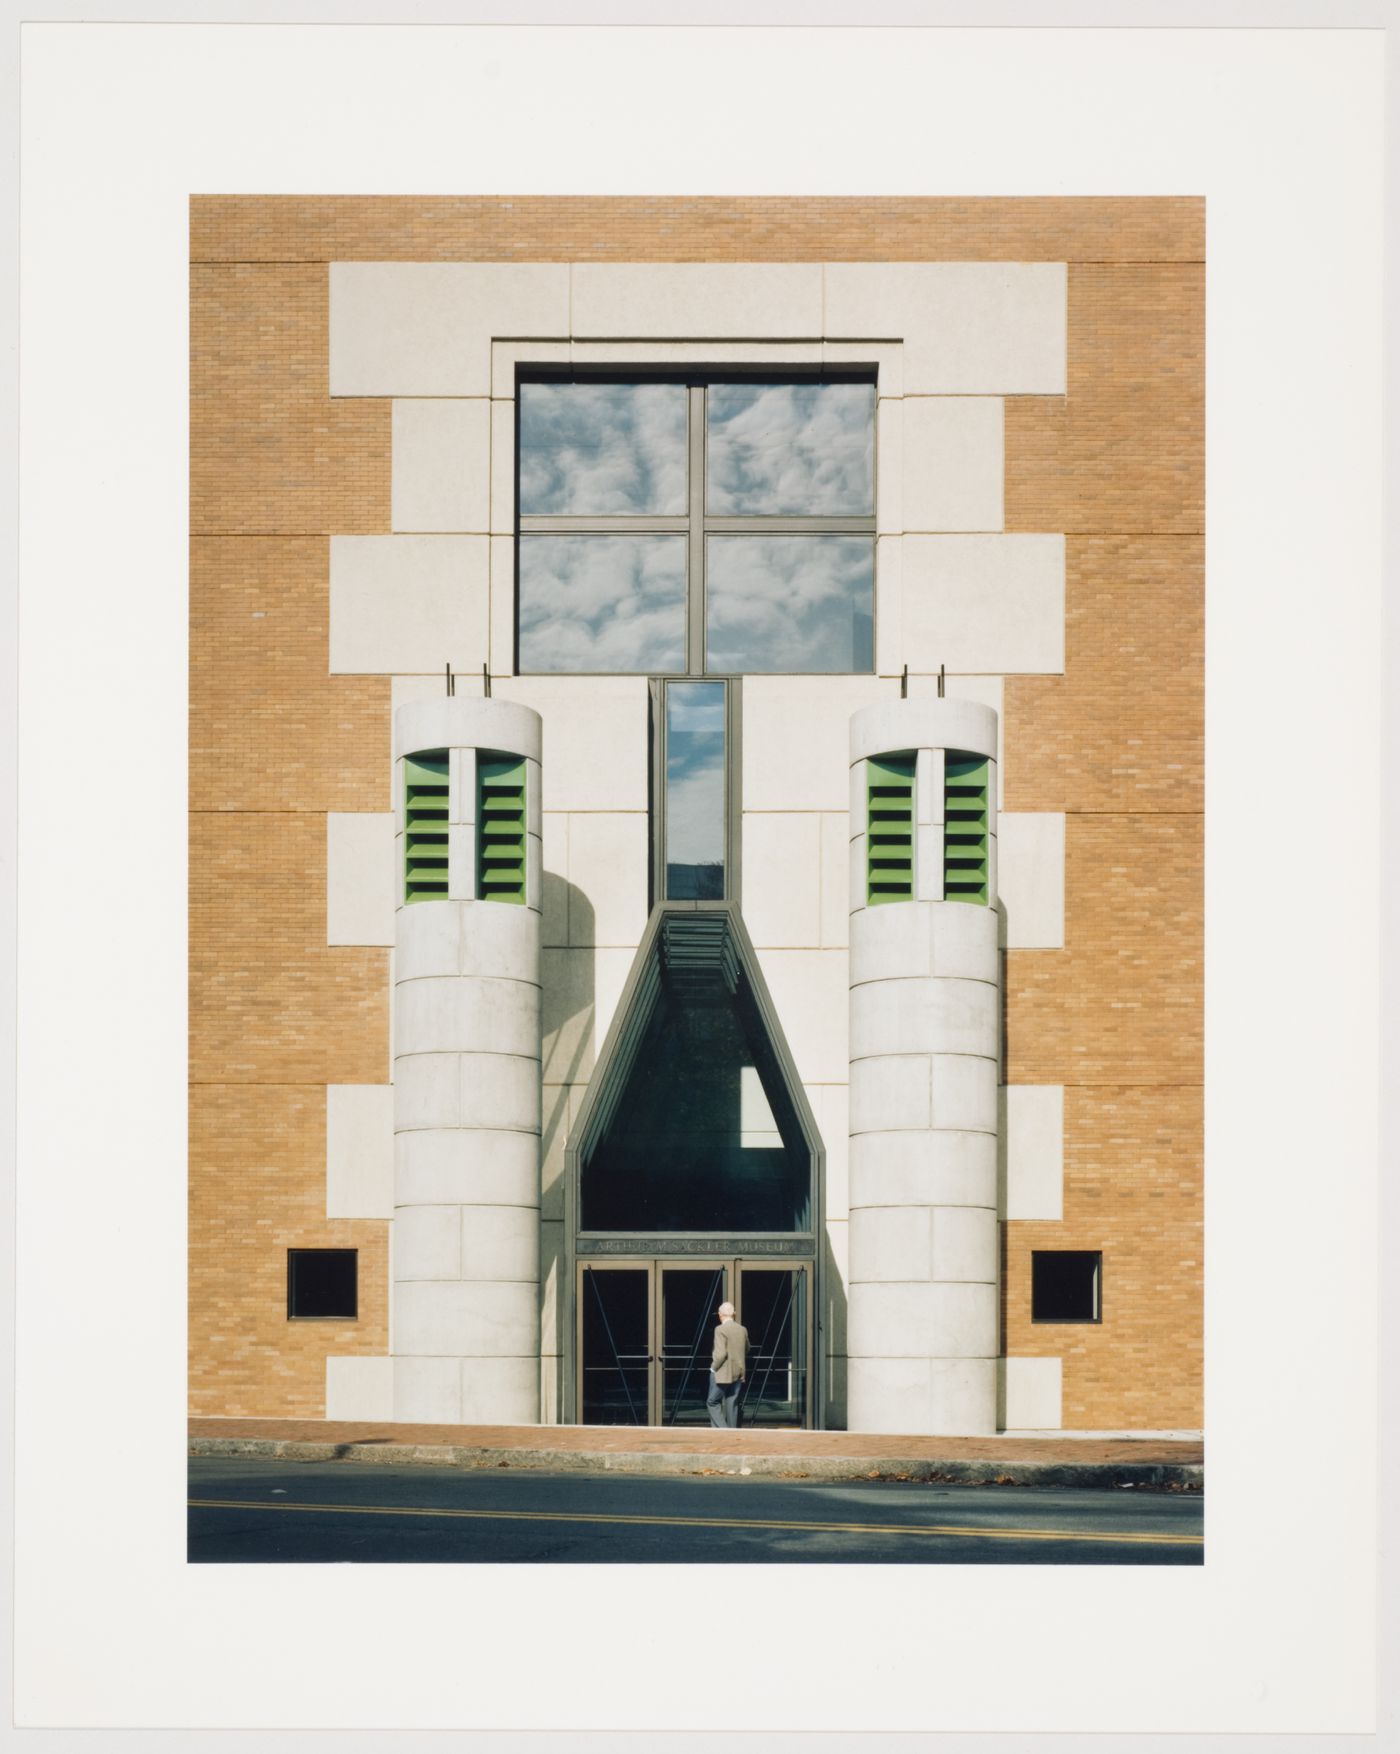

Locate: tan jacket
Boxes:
[711,1319,748,1385]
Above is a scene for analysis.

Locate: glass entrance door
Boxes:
[577,1258,811,1426]
[737,1265,809,1428]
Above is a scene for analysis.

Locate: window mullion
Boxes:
[687,384,706,676]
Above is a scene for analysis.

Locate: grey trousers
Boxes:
[707,1371,742,1429]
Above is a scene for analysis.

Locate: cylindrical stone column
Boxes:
[391,697,543,1425]
[846,698,1000,1434]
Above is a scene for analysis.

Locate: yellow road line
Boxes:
[188,1498,1202,1548]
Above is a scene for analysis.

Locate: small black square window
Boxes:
[1031,1251,1102,1323]
[287,1249,358,1319]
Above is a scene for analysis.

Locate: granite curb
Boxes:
[189,1436,1203,1491]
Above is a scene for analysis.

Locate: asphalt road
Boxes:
[188,1457,1203,1565]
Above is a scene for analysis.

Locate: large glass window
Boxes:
[516,375,875,675]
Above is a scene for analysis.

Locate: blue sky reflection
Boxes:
[706,383,874,516]
[519,383,688,515]
[518,535,687,672]
[705,537,874,673]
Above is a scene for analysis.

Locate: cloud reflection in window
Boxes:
[666,682,726,898]
[706,383,874,516]
[705,537,874,673]
[518,535,687,673]
[519,383,689,515]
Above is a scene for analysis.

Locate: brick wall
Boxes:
[189,197,1202,1426]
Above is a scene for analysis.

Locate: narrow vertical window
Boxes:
[404,750,449,903]
[477,754,528,904]
[664,681,727,900]
[866,753,915,903]
[944,753,990,904]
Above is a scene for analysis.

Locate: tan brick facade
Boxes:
[190,196,1202,1427]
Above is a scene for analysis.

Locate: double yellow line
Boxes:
[189,1497,1202,1548]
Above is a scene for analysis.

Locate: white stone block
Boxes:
[525,760,543,838]
[458,1052,541,1134]
[527,832,543,914]
[460,1204,540,1282]
[1000,1356,1063,1430]
[916,747,944,826]
[931,1205,999,1283]
[850,975,997,1061]
[395,975,540,1060]
[822,1219,849,1358]
[325,1356,394,1422]
[849,695,998,766]
[396,1128,539,1208]
[849,1128,997,1212]
[539,947,635,1084]
[540,1352,561,1425]
[393,1053,462,1131]
[930,1054,999,1134]
[849,1055,931,1134]
[496,678,648,811]
[330,263,570,397]
[819,814,849,948]
[394,694,542,765]
[849,1204,932,1283]
[742,813,821,949]
[392,399,491,534]
[929,900,1000,981]
[394,1279,539,1358]
[393,1355,461,1424]
[874,536,902,679]
[459,1356,540,1424]
[571,338,826,369]
[1001,1084,1065,1221]
[847,1357,996,1436]
[326,813,396,947]
[567,813,649,948]
[875,398,902,536]
[752,950,850,1085]
[489,536,516,680]
[491,339,572,398]
[848,833,867,914]
[326,1084,394,1219]
[394,1205,463,1281]
[915,826,944,902]
[901,398,1003,533]
[808,1084,849,1220]
[461,898,541,984]
[941,676,1005,806]
[850,901,933,985]
[450,749,475,826]
[489,397,515,535]
[541,815,568,950]
[823,340,903,397]
[847,1280,998,1359]
[901,535,1065,676]
[539,1219,565,1357]
[848,758,867,827]
[745,676,891,812]
[998,813,1066,949]
[331,535,489,676]
[447,823,474,902]
[571,263,823,339]
[823,263,1067,395]
[538,1084,572,1222]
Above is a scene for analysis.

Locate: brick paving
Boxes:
[189,1416,1201,1467]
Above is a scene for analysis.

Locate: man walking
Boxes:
[707,1300,749,1429]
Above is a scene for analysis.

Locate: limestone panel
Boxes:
[392,399,491,533]
[572,263,823,338]
[809,1083,850,1222]
[929,1054,998,1134]
[998,813,1066,950]
[744,677,891,812]
[1000,1356,1063,1430]
[752,949,850,1085]
[930,1205,999,1283]
[326,1083,394,1219]
[1000,1085,1065,1221]
[819,815,850,949]
[394,1205,462,1281]
[460,1205,541,1282]
[849,1055,931,1135]
[394,1279,539,1358]
[901,397,1004,533]
[392,1053,462,1131]
[393,1355,460,1423]
[742,814,822,949]
[330,535,489,675]
[566,813,649,948]
[325,1356,394,1421]
[395,1128,539,1208]
[848,1205,932,1284]
[540,947,635,1085]
[395,974,539,1059]
[847,1281,998,1359]
[459,1356,540,1423]
[330,263,570,396]
[901,535,1065,676]
[850,975,997,1061]
[457,1052,542,1133]
[824,263,1067,395]
[496,678,649,812]
[847,1356,996,1435]
[849,1128,997,1212]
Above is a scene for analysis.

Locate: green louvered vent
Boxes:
[866,753,916,904]
[477,753,528,905]
[404,751,450,903]
[944,753,990,905]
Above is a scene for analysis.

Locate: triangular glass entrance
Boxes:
[577,911,814,1234]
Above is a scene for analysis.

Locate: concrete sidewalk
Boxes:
[189,1418,1204,1491]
